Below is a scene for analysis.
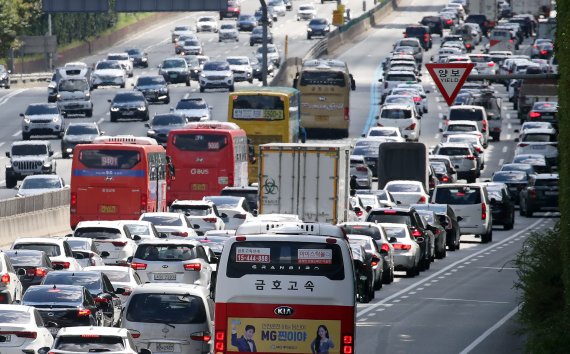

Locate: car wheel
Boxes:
[110,114,117,123]
[164,96,170,104]
[381,261,391,284]
[374,273,383,290]
[199,86,205,93]
[62,152,69,159]
[120,83,125,89]
[186,79,191,87]
[406,266,417,278]
[307,34,311,40]
[86,109,93,118]
[504,213,515,230]
[448,238,456,251]
[250,42,254,46]
[22,132,30,140]
[5,174,16,188]
[482,230,492,243]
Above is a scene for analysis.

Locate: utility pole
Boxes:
[260,0,268,86]
[48,14,53,70]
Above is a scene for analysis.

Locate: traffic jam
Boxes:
[0,0,559,353]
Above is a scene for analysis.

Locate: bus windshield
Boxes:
[300,71,346,86]
[231,95,285,120]
[78,149,141,169]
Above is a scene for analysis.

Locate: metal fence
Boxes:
[0,189,70,217]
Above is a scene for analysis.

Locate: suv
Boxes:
[199,61,234,92]
[431,183,493,243]
[133,75,170,104]
[159,57,191,86]
[419,16,443,36]
[404,25,432,50]
[226,56,253,83]
[376,104,421,142]
[446,105,489,147]
[220,186,258,213]
[468,90,502,141]
[61,122,101,159]
[5,141,55,188]
[56,78,93,118]
[74,220,138,266]
[0,64,10,89]
[21,103,65,140]
[519,173,559,217]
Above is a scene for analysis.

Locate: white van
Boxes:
[376,104,421,142]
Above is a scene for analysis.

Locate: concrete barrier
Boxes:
[0,206,71,247]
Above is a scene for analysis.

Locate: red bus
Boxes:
[166,122,249,204]
[70,136,169,228]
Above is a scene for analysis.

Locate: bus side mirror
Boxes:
[292,78,298,87]
[253,209,258,217]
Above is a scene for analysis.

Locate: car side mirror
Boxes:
[114,287,125,295]
[210,256,219,264]
[5,152,9,158]
[131,83,135,87]
[361,133,366,137]
[514,129,520,133]
[133,235,141,241]
[169,107,174,112]
[378,78,383,82]
[396,200,402,205]
[221,213,227,219]
[457,216,463,221]
[107,99,112,103]
[193,224,201,229]
[19,113,24,117]
[292,78,298,87]
[253,209,258,217]
[490,198,497,204]
[159,233,168,238]
[144,123,150,128]
[442,115,447,119]
[100,251,110,258]
[389,236,397,243]
[73,252,85,260]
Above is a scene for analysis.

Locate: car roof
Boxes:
[171,200,215,207]
[381,104,414,110]
[11,141,51,146]
[21,174,60,180]
[141,212,184,217]
[437,142,472,148]
[58,326,131,337]
[13,238,63,245]
[136,238,201,246]
[133,282,209,295]
[522,128,556,134]
[533,173,559,179]
[76,220,125,228]
[447,120,478,126]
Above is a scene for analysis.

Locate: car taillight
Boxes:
[122,288,132,296]
[466,43,472,49]
[418,195,427,203]
[445,216,453,230]
[411,228,422,238]
[529,111,541,119]
[95,297,109,304]
[487,62,495,67]
[440,175,449,183]
[140,194,147,213]
[465,155,476,160]
[28,267,47,277]
[0,274,9,284]
[344,107,349,121]
[447,19,453,24]
[70,192,77,213]
[482,120,487,132]
[0,331,38,339]
[184,263,202,271]
[356,166,367,172]
[481,203,487,220]
[413,96,421,102]
[393,244,412,250]
[77,309,91,317]
[381,244,390,252]
[52,261,70,269]
[475,146,483,153]
[540,50,547,55]
[406,123,416,130]
[529,188,537,198]
[172,231,189,237]
[131,262,147,270]
[509,39,513,43]
[204,217,218,223]
[112,241,127,247]
[233,213,247,219]
[355,210,363,217]
[424,33,429,42]
[191,331,212,342]
[215,331,225,352]
[343,334,354,354]
[130,330,141,339]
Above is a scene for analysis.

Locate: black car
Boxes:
[61,122,102,159]
[307,18,330,39]
[251,57,275,81]
[0,64,10,89]
[528,101,557,128]
[133,75,170,104]
[535,42,554,59]
[4,250,55,291]
[125,48,148,68]
[483,182,516,230]
[250,26,273,46]
[158,58,191,86]
[366,207,435,271]
[509,15,535,38]
[416,210,447,259]
[419,16,443,36]
[22,285,103,335]
[465,14,491,35]
[145,113,188,146]
[512,154,550,174]
[404,25,432,50]
[108,92,149,122]
[519,173,559,217]
[237,14,258,31]
[350,244,375,303]
[41,271,124,327]
[491,170,529,205]
[412,203,461,251]
[254,9,273,27]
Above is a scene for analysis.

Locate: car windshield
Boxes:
[184,40,200,46]
[113,93,144,103]
[25,105,59,115]
[54,336,125,352]
[177,100,207,109]
[13,243,60,256]
[137,76,165,85]
[299,5,313,10]
[134,244,196,262]
[66,125,98,135]
[127,49,142,55]
[74,227,122,240]
[203,62,229,71]
[11,144,48,156]
[386,184,422,192]
[140,215,183,226]
[21,177,61,189]
[174,26,190,31]
[152,115,186,126]
[227,58,249,65]
[108,54,128,61]
[492,173,526,182]
[204,196,240,209]
[22,287,83,304]
[198,17,213,22]
[171,205,211,216]
[448,125,476,132]
[59,80,89,92]
[162,60,185,69]
[126,293,206,324]
[125,224,151,236]
[257,46,276,54]
[42,273,101,292]
[96,61,121,70]
[221,24,235,29]
[434,187,481,204]
[309,19,327,25]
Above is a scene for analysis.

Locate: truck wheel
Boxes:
[5,175,16,188]
[22,132,30,140]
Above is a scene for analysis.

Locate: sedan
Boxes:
[84,266,143,305]
[528,101,557,128]
[60,122,101,159]
[4,250,53,292]
[307,18,331,39]
[250,26,273,46]
[91,60,126,89]
[108,92,149,122]
[145,113,187,146]
[171,97,211,121]
[237,14,258,31]
[384,180,429,205]
[350,164,373,190]
[125,48,148,68]
[347,234,384,290]
[51,327,144,354]
[16,175,66,197]
[491,170,529,204]
[139,212,198,239]
[350,243,376,303]
[123,220,161,244]
[297,3,317,21]
[62,237,106,268]
[203,196,255,230]
[133,75,170,104]
[519,173,559,217]
[196,16,218,32]
[0,305,54,352]
[169,200,225,235]
[381,223,421,277]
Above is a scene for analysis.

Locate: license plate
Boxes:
[49,327,59,336]
[154,273,176,281]
[99,205,117,213]
[169,73,178,78]
[124,111,135,116]
[545,191,558,196]
[315,116,329,121]
[156,344,175,352]
[192,183,207,191]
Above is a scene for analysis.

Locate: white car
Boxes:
[62,237,106,268]
[468,54,497,75]
[199,60,234,92]
[139,212,198,239]
[16,174,67,197]
[106,53,133,78]
[380,223,421,277]
[384,180,429,205]
[130,239,213,289]
[445,133,485,170]
[514,128,558,166]
[255,44,281,68]
[0,253,23,304]
[441,120,483,141]
[226,56,253,83]
[432,143,479,183]
[203,196,255,230]
[73,221,137,266]
[180,39,203,56]
[269,0,287,16]
[169,200,225,235]
[84,266,143,305]
[376,104,421,142]
[11,238,82,271]
[0,305,54,354]
[218,22,239,42]
[51,327,143,354]
[120,283,214,354]
[90,60,126,89]
[196,16,218,32]
[396,83,429,113]
[171,97,211,122]
[123,220,161,244]
[297,3,317,20]
[365,126,405,140]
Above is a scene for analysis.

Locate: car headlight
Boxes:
[200,73,206,77]
[160,87,168,93]
[307,28,312,32]
[52,116,60,122]
[137,106,147,111]
[147,130,156,135]
[142,57,147,61]
[56,94,61,100]
[43,163,51,168]
[111,107,120,112]
[85,92,90,99]
[23,118,31,124]
[225,72,232,77]
[5,164,11,169]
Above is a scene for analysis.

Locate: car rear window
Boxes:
[22,287,83,304]
[492,173,526,182]
[436,147,470,156]
[522,134,556,142]
[534,179,558,187]
[434,187,482,204]
[140,215,183,226]
[385,184,422,192]
[134,244,196,261]
[55,336,125,351]
[226,241,344,280]
[13,243,60,257]
[381,109,412,119]
[172,133,229,151]
[367,212,411,226]
[6,254,43,267]
[449,108,484,121]
[341,225,381,240]
[74,227,122,240]
[99,269,130,282]
[532,102,557,111]
[386,74,416,82]
[0,310,30,324]
[42,273,101,293]
[170,205,211,216]
[126,293,206,324]
[405,27,427,36]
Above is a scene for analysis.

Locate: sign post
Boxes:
[425,63,475,106]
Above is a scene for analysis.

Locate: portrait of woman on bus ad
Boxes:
[311,325,335,353]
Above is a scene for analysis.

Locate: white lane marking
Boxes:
[502,146,508,153]
[183,93,190,99]
[506,113,511,119]
[12,130,21,137]
[357,217,546,318]
[97,118,104,124]
[458,306,520,354]
[507,123,512,129]
[0,142,5,148]
[425,298,510,304]
[506,134,511,140]
[0,89,27,106]
[477,267,517,270]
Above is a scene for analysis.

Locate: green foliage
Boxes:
[0,0,41,53]
[514,223,568,353]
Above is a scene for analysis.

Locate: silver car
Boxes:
[432,142,479,183]
[21,103,65,140]
[381,223,422,277]
[218,22,239,42]
[16,174,66,197]
[55,79,93,117]
[91,60,126,89]
[171,97,211,121]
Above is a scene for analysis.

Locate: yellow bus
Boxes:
[293,59,356,138]
[228,87,301,184]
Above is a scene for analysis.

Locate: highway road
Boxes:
[0,0,559,352]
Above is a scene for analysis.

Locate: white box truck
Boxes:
[468,0,498,26]
[258,143,350,224]
[511,0,551,16]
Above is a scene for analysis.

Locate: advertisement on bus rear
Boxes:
[227,318,340,353]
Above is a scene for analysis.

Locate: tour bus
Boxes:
[215,222,356,354]
[227,87,302,184]
[293,59,356,139]
[166,121,249,204]
[70,136,169,229]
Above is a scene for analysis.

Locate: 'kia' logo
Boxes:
[162,265,168,268]
[274,306,294,316]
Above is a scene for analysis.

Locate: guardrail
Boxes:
[0,189,69,218]
[10,73,51,86]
